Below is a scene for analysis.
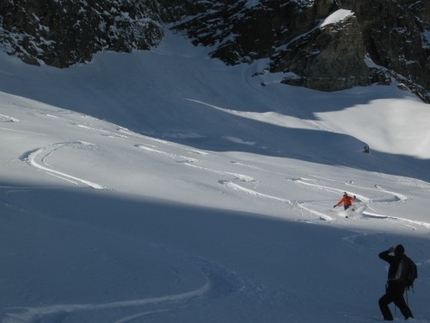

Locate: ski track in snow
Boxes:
[134,139,430,231]
[1,119,257,322]
[0,113,19,123]
[136,141,334,222]
[136,144,200,164]
[1,289,205,323]
[287,176,430,231]
[9,107,430,233]
[20,142,107,190]
[0,235,249,323]
[7,103,427,231]
[2,283,210,323]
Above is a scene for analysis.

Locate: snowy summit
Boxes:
[321,9,355,27]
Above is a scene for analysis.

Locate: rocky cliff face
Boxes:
[173,0,430,102]
[1,0,429,102]
[0,0,165,67]
[338,0,430,100]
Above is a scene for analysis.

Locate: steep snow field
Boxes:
[1,30,430,322]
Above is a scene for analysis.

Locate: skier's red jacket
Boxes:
[335,195,356,207]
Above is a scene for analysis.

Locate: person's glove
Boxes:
[333,205,337,208]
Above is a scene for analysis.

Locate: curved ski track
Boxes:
[136,140,430,232]
[1,239,248,323]
[20,142,107,190]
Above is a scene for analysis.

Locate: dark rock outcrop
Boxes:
[0,0,429,102]
[173,0,429,102]
[0,0,164,67]
[338,0,430,101]
[271,11,375,91]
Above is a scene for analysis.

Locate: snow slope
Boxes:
[0,30,430,322]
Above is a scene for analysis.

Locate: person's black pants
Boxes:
[379,281,413,320]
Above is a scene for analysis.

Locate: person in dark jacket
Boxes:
[378,244,413,321]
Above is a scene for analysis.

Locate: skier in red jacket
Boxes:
[333,192,356,210]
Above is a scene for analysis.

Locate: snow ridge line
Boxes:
[20,142,107,190]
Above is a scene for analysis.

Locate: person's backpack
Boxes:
[402,256,418,290]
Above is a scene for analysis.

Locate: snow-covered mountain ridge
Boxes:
[1,0,429,101]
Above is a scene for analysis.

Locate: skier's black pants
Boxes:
[378,281,413,320]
